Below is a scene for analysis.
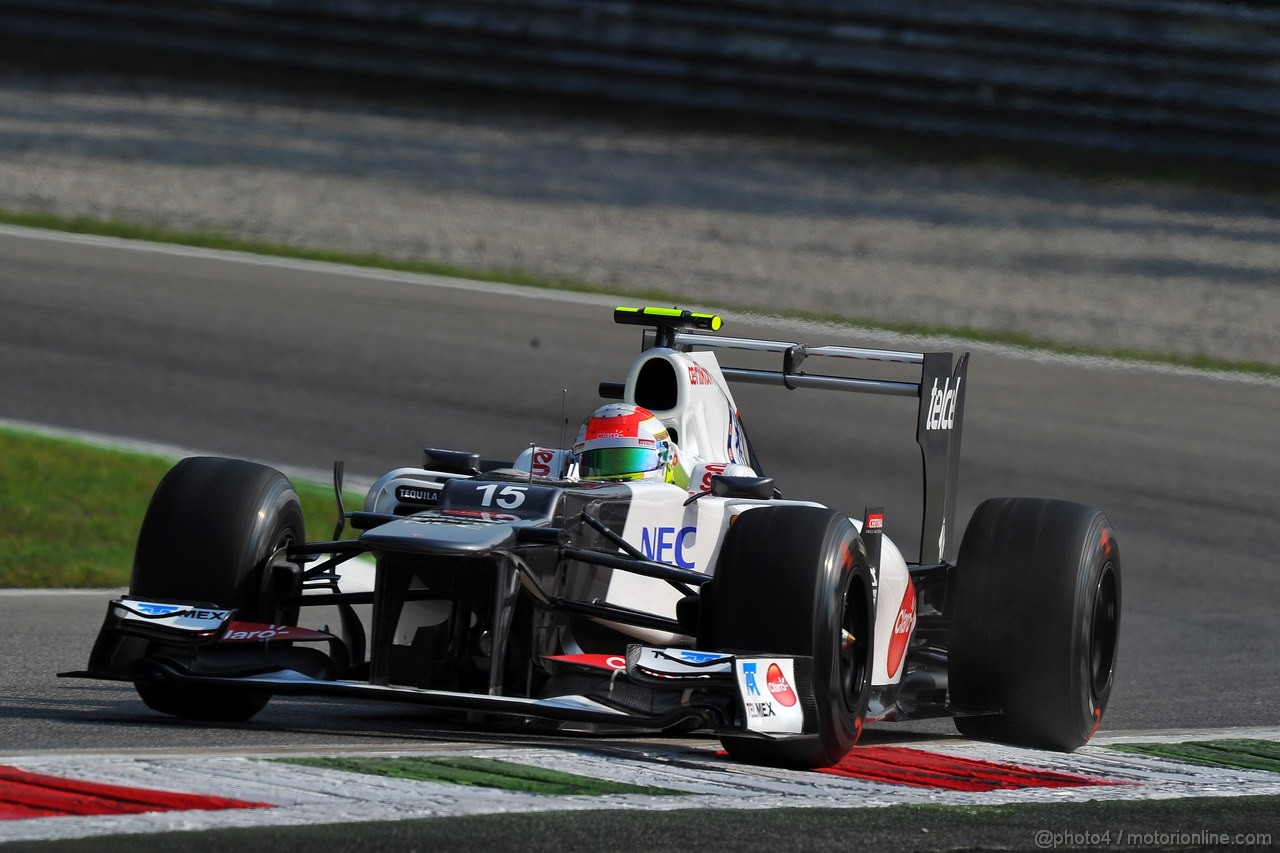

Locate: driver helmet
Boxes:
[574,403,678,483]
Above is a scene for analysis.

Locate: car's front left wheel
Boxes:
[701,506,873,768]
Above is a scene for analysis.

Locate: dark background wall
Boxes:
[3,0,1279,165]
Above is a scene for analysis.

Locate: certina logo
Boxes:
[766,663,798,707]
[188,609,228,621]
[925,376,961,431]
[640,526,696,569]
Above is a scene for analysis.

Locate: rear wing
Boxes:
[614,307,968,565]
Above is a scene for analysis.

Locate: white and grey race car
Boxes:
[67,307,1121,769]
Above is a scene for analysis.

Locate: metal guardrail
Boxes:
[3,0,1278,165]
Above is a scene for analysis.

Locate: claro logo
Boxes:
[886,580,917,679]
[766,663,798,707]
[925,376,961,431]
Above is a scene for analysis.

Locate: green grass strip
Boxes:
[1109,739,1280,773]
[0,425,360,588]
[0,428,174,588]
[3,208,1276,378]
[278,755,683,797]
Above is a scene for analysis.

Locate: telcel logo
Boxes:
[925,376,961,431]
[640,526,696,569]
[189,609,229,621]
[129,602,229,621]
[674,650,725,664]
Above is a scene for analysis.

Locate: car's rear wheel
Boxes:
[701,506,873,768]
[130,456,306,721]
[949,497,1121,750]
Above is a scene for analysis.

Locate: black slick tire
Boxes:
[702,506,873,768]
[129,456,306,722]
[949,497,1121,750]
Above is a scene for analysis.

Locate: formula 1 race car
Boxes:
[66,307,1121,768]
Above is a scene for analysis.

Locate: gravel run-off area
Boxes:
[1,69,1277,368]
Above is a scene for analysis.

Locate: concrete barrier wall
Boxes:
[4,0,1279,164]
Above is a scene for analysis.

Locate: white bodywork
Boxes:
[622,347,752,472]
[602,484,913,688]
[355,344,916,690]
[613,345,916,688]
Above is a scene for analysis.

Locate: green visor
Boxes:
[578,447,662,480]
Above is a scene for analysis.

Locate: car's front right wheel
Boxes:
[129,456,308,722]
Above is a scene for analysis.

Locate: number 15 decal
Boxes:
[475,484,527,509]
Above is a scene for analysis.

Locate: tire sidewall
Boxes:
[232,473,304,622]
[1067,516,1121,740]
[814,522,873,758]
[131,457,304,622]
[708,507,873,767]
[950,497,1121,750]
[127,457,306,722]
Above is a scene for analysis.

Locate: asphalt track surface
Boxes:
[4,798,1279,853]
[1,227,1278,847]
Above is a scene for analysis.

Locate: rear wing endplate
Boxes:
[622,308,967,564]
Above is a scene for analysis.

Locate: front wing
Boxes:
[62,598,820,743]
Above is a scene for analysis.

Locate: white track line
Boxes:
[0,415,374,493]
[2,728,1277,843]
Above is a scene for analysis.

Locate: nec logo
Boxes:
[925,376,961,431]
[640,526,696,569]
